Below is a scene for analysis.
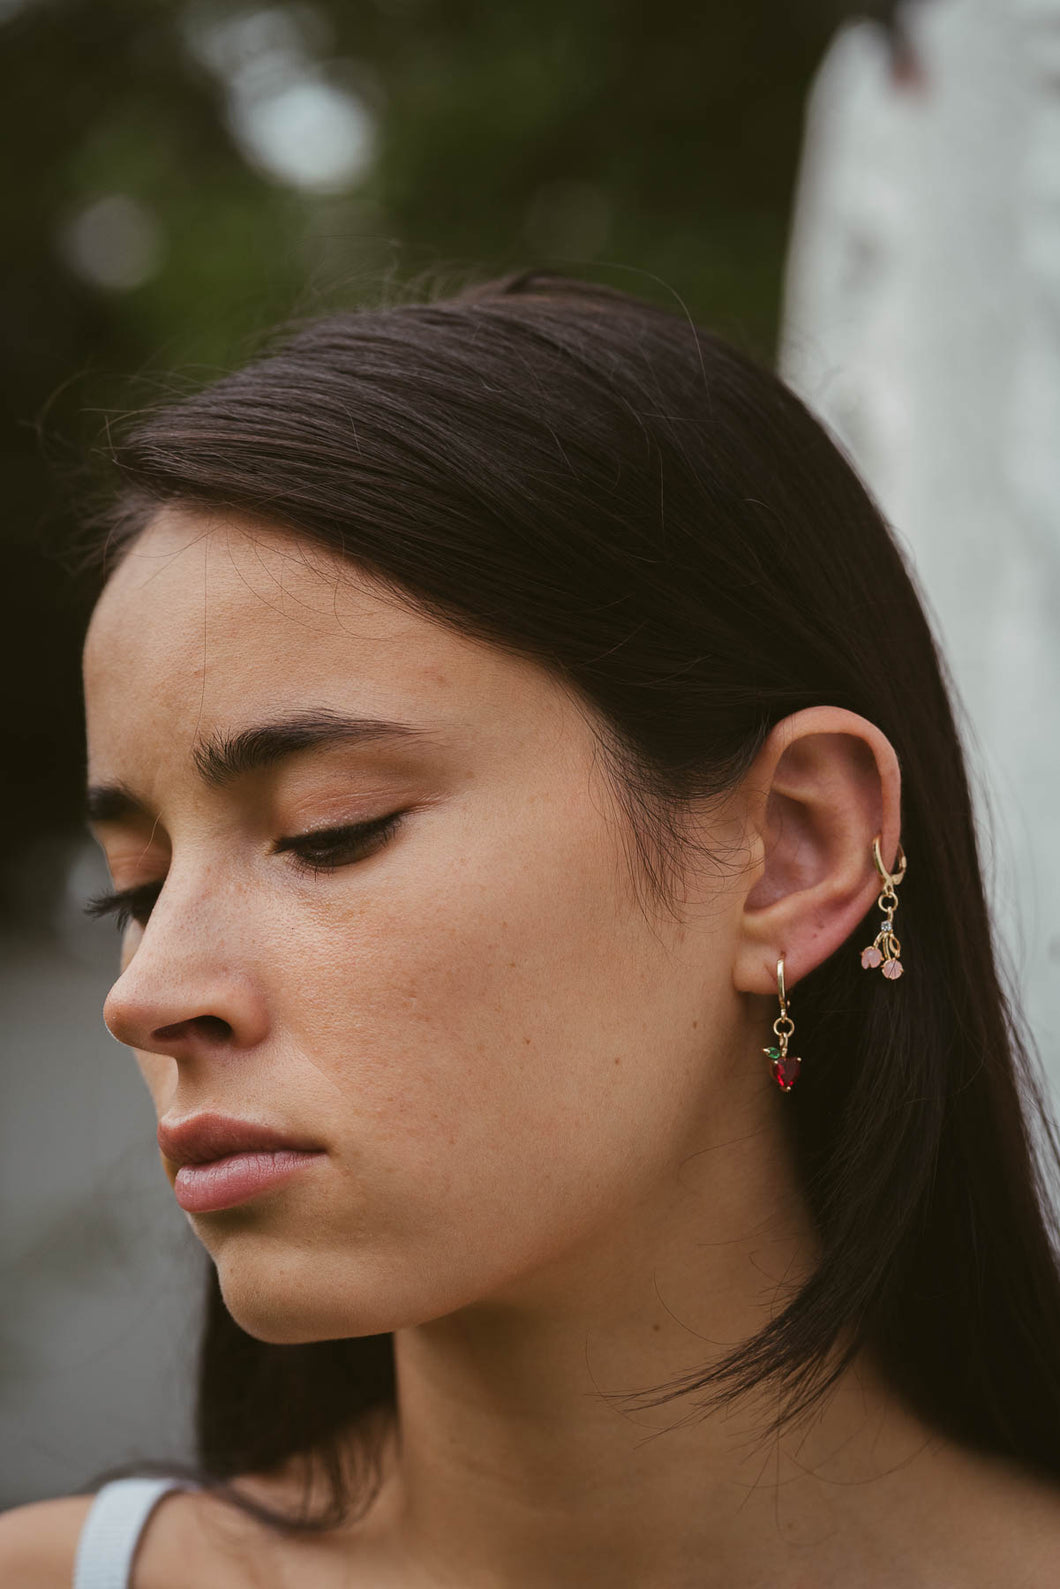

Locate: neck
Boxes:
[341,1090,962,1587]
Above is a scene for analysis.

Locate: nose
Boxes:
[102,885,269,1059]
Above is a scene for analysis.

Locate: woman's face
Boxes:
[83,508,755,1342]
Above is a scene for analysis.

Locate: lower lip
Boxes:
[173,1150,324,1212]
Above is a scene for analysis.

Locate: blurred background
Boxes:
[2,0,1057,1509]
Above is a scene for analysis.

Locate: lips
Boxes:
[157,1112,322,1168]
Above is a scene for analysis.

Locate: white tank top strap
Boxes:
[72,1476,197,1589]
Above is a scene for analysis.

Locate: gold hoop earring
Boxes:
[764,955,801,1092]
[860,835,908,980]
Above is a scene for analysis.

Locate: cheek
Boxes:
[271,807,721,1296]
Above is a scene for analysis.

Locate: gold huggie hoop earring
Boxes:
[764,955,801,1092]
[860,835,908,980]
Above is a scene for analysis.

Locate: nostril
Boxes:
[153,1014,234,1044]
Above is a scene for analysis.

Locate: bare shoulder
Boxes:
[0,1494,96,1588]
[0,1486,270,1589]
[131,1472,387,1589]
[130,1457,399,1589]
[123,1485,274,1589]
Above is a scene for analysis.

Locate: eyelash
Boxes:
[273,810,405,874]
[84,811,406,933]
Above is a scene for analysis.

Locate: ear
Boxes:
[732,706,903,995]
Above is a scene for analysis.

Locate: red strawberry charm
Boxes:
[764,1044,801,1092]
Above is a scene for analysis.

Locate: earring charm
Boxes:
[764,955,801,1092]
[860,835,907,980]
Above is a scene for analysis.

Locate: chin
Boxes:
[212,1250,448,1343]
[231,1314,349,1346]
[217,1275,395,1343]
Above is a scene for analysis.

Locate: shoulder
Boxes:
[0,1458,379,1589]
[0,1493,96,1587]
[0,1486,254,1589]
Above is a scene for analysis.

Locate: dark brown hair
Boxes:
[83,272,1060,1530]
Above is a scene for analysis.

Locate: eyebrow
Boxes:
[86,710,430,822]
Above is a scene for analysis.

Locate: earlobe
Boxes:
[733,707,902,995]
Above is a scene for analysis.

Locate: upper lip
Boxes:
[157,1113,323,1167]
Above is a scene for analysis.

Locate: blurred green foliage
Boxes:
[0,0,844,913]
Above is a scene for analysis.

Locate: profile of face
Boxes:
[83,507,787,1346]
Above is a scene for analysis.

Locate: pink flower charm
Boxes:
[881,958,904,980]
[861,945,883,969]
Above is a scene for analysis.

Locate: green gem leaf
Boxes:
[764,1046,782,1059]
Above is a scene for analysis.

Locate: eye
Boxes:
[273,810,406,874]
[83,812,406,930]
